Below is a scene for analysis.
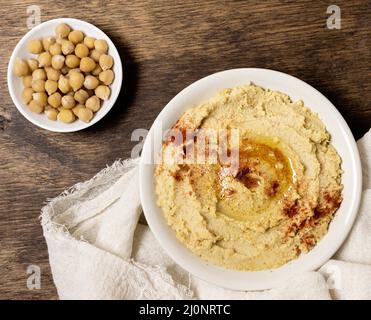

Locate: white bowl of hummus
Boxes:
[139,68,362,290]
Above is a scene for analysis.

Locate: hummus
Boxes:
[155,83,343,271]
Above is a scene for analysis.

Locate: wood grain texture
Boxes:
[0,0,370,299]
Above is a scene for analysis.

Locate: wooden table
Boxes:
[0,0,369,299]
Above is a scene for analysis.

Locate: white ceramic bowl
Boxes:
[7,18,123,132]
[139,68,362,291]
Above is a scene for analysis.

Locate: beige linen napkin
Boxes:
[41,129,371,300]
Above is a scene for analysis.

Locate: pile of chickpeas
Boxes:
[13,23,115,123]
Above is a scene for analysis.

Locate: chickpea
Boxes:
[95,85,110,100]
[99,70,114,85]
[58,75,71,93]
[83,75,99,90]
[99,54,113,71]
[85,95,101,112]
[49,42,62,55]
[55,23,70,38]
[27,59,39,72]
[27,39,43,54]
[38,51,52,67]
[31,79,45,92]
[61,40,74,55]
[22,87,33,104]
[80,57,96,72]
[72,104,85,116]
[58,109,76,123]
[65,55,80,68]
[67,68,81,76]
[32,92,48,106]
[42,37,55,51]
[92,65,102,76]
[83,36,95,49]
[46,67,60,81]
[51,55,65,70]
[69,72,84,91]
[48,92,62,108]
[74,89,89,104]
[28,100,44,113]
[32,68,47,81]
[75,43,89,58]
[94,39,108,53]
[13,58,30,77]
[22,75,33,88]
[77,107,93,123]
[45,79,58,95]
[61,95,76,109]
[45,108,59,121]
[89,49,101,62]
[68,30,84,44]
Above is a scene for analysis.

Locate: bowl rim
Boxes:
[7,17,123,133]
[139,68,362,291]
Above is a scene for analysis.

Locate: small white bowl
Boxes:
[7,18,123,132]
[139,68,362,291]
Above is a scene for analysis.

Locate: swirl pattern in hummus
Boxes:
[155,83,343,271]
